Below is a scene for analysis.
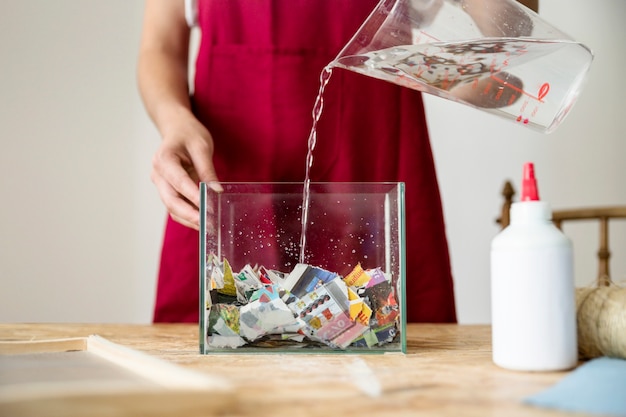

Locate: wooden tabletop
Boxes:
[0,323,581,417]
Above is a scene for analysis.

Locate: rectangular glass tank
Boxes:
[199,182,406,353]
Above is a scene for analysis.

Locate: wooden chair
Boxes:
[517,0,538,13]
[496,180,626,287]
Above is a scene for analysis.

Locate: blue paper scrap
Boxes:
[524,357,626,417]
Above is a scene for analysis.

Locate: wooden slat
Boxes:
[552,207,626,221]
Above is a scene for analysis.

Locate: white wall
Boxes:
[0,1,624,324]
[0,1,164,323]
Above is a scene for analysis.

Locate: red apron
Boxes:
[154,0,457,323]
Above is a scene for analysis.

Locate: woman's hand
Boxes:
[138,0,222,230]
[151,112,222,230]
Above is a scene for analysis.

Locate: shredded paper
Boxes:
[205,256,400,350]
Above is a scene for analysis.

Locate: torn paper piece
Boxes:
[348,287,364,321]
[347,286,373,326]
[331,322,370,349]
[283,264,338,298]
[234,268,263,303]
[248,284,281,303]
[207,305,246,348]
[240,264,263,287]
[371,323,398,344]
[364,268,388,288]
[313,279,355,341]
[207,334,247,349]
[352,329,379,348]
[364,281,399,326]
[356,302,373,326]
[206,255,222,294]
[263,267,288,285]
[281,333,306,342]
[208,304,240,335]
[217,258,237,297]
[352,323,398,348]
[239,296,297,342]
[343,263,371,287]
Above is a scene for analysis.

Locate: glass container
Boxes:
[199,182,406,353]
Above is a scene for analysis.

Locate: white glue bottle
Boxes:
[491,162,577,371]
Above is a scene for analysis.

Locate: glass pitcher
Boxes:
[332,0,593,133]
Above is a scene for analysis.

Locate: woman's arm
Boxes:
[138,0,220,230]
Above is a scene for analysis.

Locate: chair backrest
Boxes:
[517,0,539,13]
[496,180,626,287]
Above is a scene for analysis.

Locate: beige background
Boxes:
[1,0,624,324]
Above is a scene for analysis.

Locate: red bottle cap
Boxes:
[521,162,540,201]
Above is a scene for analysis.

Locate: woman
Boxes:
[138,0,457,323]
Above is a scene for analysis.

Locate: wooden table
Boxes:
[0,323,581,416]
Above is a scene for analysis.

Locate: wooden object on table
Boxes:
[0,323,574,417]
[517,0,539,13]
[576,284,626,359]
[0,334,234,417]
[496,179,626,287]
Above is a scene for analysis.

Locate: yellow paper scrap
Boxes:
[349,299,364,321]
[356,303,372,326]
[308,316,322,329]
[347,287,372,326]
[218,258,237,296]
[343,263,371,287]
[348,287,360,301]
